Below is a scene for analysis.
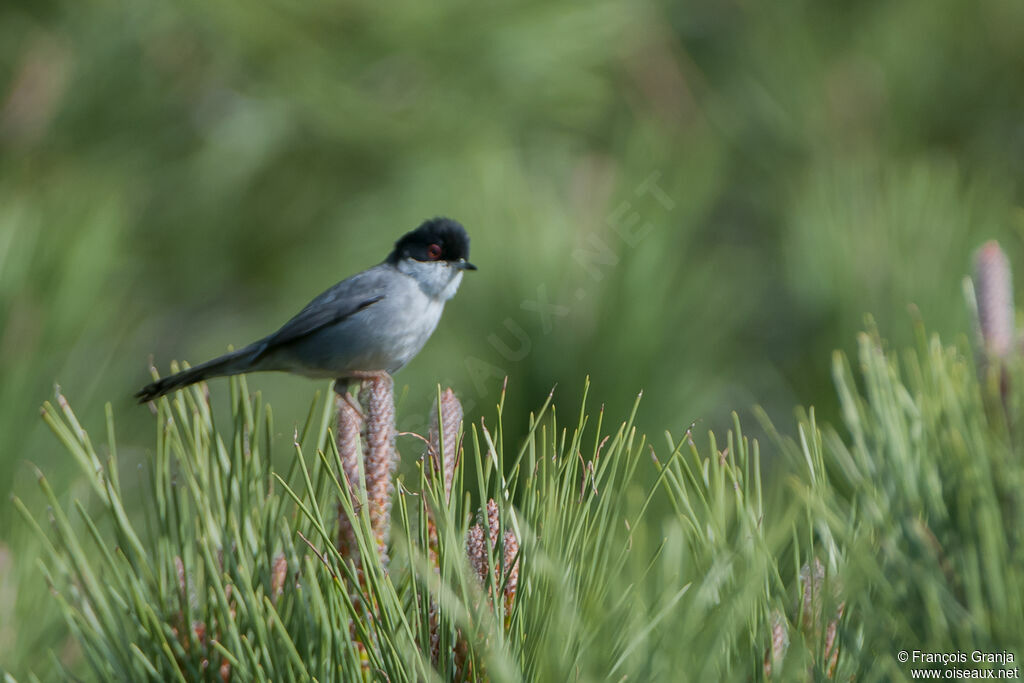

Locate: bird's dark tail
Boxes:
[136,347,257,403]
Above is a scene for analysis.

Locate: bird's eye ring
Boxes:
[426,243,443,260]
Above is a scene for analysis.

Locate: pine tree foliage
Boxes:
[13,318,1024,681]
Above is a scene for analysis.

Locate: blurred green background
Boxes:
[2,0,1023,675]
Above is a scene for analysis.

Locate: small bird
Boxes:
[136,217,476,402]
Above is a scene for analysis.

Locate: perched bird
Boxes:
[136,217,476,402]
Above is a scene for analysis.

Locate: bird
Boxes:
[136,217,476,402]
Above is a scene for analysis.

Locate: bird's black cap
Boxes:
[388,217,476,269]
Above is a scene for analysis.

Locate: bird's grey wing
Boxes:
[250,272,386,362]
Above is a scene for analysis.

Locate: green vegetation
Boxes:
[9,318,1023,680]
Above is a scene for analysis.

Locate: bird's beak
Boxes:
[457,259,478,271]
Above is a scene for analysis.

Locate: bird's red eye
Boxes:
[427,243,443,260]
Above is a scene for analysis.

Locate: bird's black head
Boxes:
[387,217,476,270]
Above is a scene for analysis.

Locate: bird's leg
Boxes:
[334,380,365,420]
[345,370,393,418]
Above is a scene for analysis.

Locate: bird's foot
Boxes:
[342,392,365,420]
[334,380,366,420]
[334,372,390,418]
[349,371,393,408]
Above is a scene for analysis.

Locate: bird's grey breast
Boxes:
[355,273,445,372]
